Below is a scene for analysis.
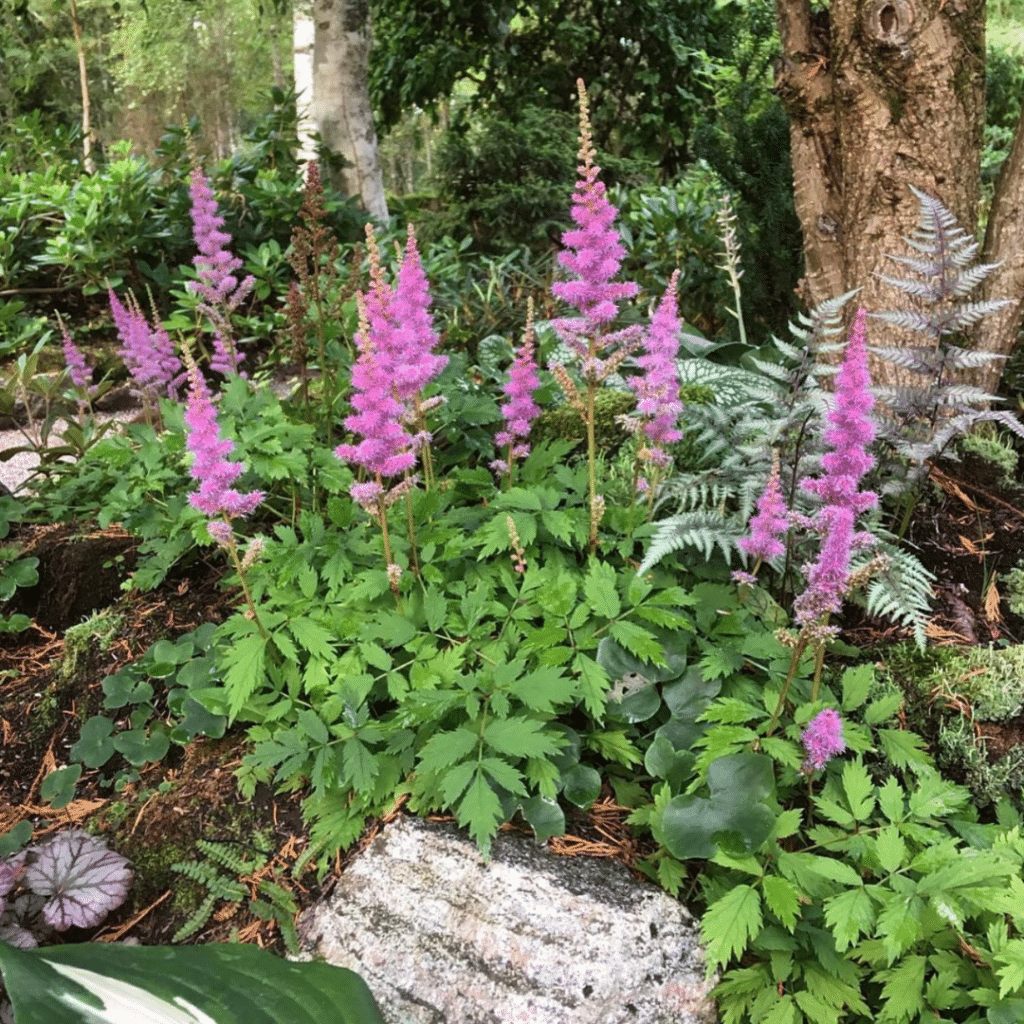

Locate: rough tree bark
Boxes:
[774,0,1024,391]
[306,0,388,221]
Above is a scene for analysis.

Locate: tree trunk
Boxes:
[774,0,1024,392]
[294,1,317,165]
[308,0,388,221]
[69,0,95,174]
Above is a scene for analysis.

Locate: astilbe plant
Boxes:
[551,78,643,552]
[182,355,266,629]
[491,298,542,485]
[109,289,183,417]
[623,270,684,503]
[187,168,255,376]
[335,224,447,592]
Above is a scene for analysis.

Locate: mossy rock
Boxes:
[887,642,1024,810]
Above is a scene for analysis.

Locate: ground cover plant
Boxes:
[2,77,1024,1024]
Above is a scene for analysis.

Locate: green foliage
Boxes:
[170,836,300,953]
[682,663,1024,1024]
[0,494,38,633]
[426,104,578,252]
[369,0,738,176]
[52,625,226,802]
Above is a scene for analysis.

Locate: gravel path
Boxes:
[0,410,141,496]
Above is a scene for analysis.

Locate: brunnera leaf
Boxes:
[22,831,132,931]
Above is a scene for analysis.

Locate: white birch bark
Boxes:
[308,0,388,221]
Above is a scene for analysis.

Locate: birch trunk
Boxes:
[308,0,388,222]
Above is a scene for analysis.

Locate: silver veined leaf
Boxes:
[22,831,131,931]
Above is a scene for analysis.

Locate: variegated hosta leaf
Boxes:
[0,941,385,1024]
[22,831,131,931]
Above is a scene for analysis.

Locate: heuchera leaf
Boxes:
[22,831,131,931]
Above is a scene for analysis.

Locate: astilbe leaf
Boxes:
[21,830,131,931]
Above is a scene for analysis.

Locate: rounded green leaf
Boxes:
[561,763,602,809]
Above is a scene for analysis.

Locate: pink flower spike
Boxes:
[628,271,684,465]
[551,79,640,369]
[61,324,93,391]
[801,709,846,772]
[494,308,542,473]
[183,366,263,519]
[739,457,790,563]
[391,224,447,401]
[186,169,254,376]
[795,307,878,625]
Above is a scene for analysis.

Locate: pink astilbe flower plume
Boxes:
[801,708,846,772]
[186,169,255,376]
[491,300,541,478]
[625,271,684,488]
[551,79,642,375]
[60,321,93,392]
[109,289,183,401]
[794,307,877,625]
[183,359,263,519]
[335,292,419,491]
[391,224,447,402]
[738,454,790,564]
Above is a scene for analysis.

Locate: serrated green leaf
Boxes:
[878,777,905,822]
[417,727,480,775]
[584,559,620,619]
[823,887,876,953]
[455,770,505,858]
[484,717,561,758]
[586,729,642,766]
[877,893,926,964]
[875,826,907,873]
[878,728,932,772]
[864,692,904,725]
[297,708,329,745]
[608,619,665,665]
[876,954,927,1022]
[842,760,875,822]
[994,940,1024,998]
[289,617,336,661]
[222,632,268,719]
[478,756,527,796]
[762,875,801,931]
[359,641,392,672]
[514,666,576,714]
[702,884,763,971]
[340,738,379,794]
[298,564,318,599]
[841,664,874,712]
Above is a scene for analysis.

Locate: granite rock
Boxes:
[296,815,717,1024]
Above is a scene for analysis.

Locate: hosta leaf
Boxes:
[0,940,384,1024]
[22,831,131,931]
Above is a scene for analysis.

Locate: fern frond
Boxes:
[933,300,1013,334]
[173,893,218,942]
[195,838,263,875]
[871,309,938,335]
[868,345,940,374]
[947,262,1005,297]
[874,273,943,301]
[856,541,935,651]
[638,509,743,573]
